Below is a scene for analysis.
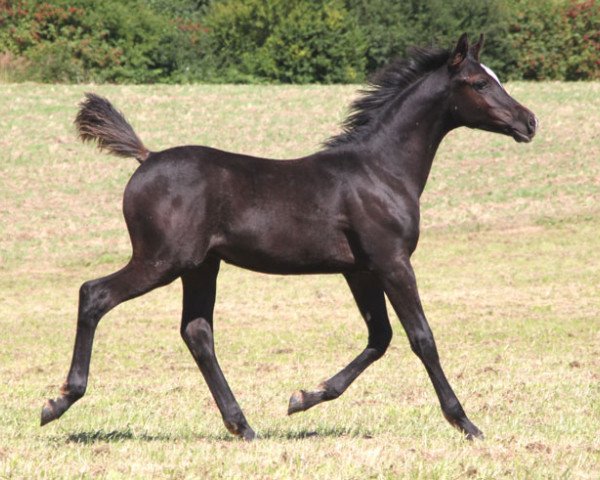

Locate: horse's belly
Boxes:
[214,229,358,274]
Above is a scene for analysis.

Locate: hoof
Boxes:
[444,411,484,441]
[287,390,306,415]
[241,428,256,441]
[225,420,256,441]
[40,399,59,426]
[465,427,484,441]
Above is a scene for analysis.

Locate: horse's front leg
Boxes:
[377,253,483,440]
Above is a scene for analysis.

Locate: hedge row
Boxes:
[0,0,598,83]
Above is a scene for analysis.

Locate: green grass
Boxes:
[0,82,599,479]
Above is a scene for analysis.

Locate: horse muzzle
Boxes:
[509,109,538,143]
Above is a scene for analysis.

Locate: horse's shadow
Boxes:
[64,429,172,444]
[51,425,367,444]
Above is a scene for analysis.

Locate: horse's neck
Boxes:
[366,75,453,197]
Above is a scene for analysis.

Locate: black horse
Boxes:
[41,34,537,440]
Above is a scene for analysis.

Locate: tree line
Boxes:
[1,0,598,83]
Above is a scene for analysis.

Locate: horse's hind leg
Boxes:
[288,272,392,414]
[180,257,255,441]
[41,260,177,426]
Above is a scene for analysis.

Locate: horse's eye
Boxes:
[473,80,489,91]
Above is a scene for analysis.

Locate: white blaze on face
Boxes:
[480,63,504,90]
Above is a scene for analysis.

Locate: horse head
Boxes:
[447,33,538,143]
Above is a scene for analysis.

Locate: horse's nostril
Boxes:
[529,115,538,129]
[527,114,538,134]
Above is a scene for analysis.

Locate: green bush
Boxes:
[199,0,366,83]
[0,0,598,83]
[350,0,598,81]
[506,0,600,80]
[506,0,572,80]
[343,0,411,74]
[348,0,513,78]
[563,0,600,80]
[257,1,366,83]
[0,0,197,83]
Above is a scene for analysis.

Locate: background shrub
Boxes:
[506,0,575,80]
[0,0,199,82]
[347,0,513,78]
[563,0,600,79]
[0,0,598,83]
[506,0,600,80]
[199,0,366,83]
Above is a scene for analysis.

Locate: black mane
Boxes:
[325,47,451,148]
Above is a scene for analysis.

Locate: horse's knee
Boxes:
[182,318,214,360]
[409,329,439,363]
[78,280,115,326]
[78,281,102,327]
[182,318,212,343]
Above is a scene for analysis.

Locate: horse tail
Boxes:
[75,93,150,163]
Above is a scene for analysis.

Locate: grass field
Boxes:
[0,82,599,479]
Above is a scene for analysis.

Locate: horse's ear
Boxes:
[470,33,485,62]
[449,33,469,70]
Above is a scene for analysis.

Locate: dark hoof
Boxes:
[241,428,256,441]
[465,427,484,441]
[224,420,256,441]
[40,399,60,426]
[287,390,306,415]
[444,411,484,441]
[460,419,484,441]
